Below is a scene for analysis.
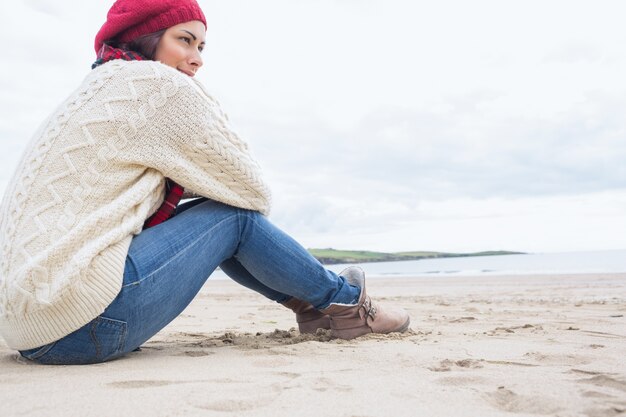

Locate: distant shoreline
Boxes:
[307,248,525,265]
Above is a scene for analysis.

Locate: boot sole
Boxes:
[394,316,411,334]
[331,317,411,340]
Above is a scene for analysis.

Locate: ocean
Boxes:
[210,249,626,280]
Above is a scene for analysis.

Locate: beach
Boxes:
[1,273,625,417]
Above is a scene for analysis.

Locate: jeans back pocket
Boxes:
[20,315,127,365]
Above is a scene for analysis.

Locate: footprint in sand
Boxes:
[310,376,353,393]
[485,324,543,336]
[581,390,616,399]
[523,351,591,366]
[194,396,276,412]
[174,350,213,357]
[579,375,626,393]
[438,375,488,386]
[485,360,537,367]
[107,380,188,388]
[275,371,301,380]
[448,316,477,323]
[569,369,609,376]
[580,388,626,415]
[428,358,484,372]
[484,387,562,414]
[191,384,281,412]
[584,403,626,417]
[251,356,294,368]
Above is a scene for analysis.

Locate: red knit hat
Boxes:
[94,0,207,54]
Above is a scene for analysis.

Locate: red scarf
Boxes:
[93,44,185,230]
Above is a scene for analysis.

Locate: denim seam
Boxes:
[22,340,57,360]
[117,322,127,354]
[236,208,243,253]
[121,255,141,288]
[243,214,307,268]
[130,214,238,285]
[246,215,353,309]
[90,318,102,359]
[241,213,331,303]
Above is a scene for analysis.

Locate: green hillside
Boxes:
[307,248,524,265]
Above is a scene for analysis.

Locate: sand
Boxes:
[1,273,625,417]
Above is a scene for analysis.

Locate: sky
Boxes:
[1,0,625,254]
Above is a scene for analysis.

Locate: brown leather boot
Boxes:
[282,297,331,334]
[320,266,410,340]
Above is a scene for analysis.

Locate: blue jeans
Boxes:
[19,198,360,365]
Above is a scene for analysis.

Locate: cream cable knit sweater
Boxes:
[0,60,271,350]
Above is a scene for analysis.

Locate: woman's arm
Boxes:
[119,61,272,215]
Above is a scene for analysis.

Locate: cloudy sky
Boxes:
[1,0,625,253]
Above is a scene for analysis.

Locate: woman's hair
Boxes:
[111,29,167,60]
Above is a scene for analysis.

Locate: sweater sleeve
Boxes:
[120,62,272,215]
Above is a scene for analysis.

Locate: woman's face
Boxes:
[154,20,206,77]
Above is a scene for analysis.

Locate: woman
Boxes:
[0,0,409,365]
